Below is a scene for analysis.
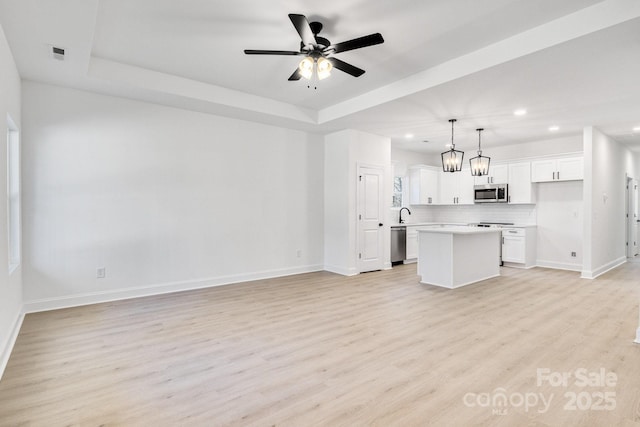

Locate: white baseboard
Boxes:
[502,262,537,269]
[23,264,324,313]
[420,273,500,289]
[0,308,24,381]
[581,257,626,279]
[323,264,359,276]
[635,327,640,344]
[536,260,582,272]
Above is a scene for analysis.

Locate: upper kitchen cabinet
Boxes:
[531,156,583,182]
[440,168,475,205]
[409,166,439,205]
[474,163,508,185]
[508,162,535,204]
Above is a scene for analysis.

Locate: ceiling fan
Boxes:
[244,14,384,82]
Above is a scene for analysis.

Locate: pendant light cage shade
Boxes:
[469,127,491,176]
[441,149,464,173]
[441,118,464,173]
[469,154,490,176]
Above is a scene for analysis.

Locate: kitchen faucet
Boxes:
[399,207,411,224]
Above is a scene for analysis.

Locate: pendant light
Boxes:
[469,128,491,176]
[441,119,464,173]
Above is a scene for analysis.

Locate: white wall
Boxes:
[324,129,391,275]
[324,132,351,274]
[583,127,638,278]
[479,136,583,162]
[536,181,583,270]
[402,135,583,167]
[22,82,324,310]
[0,22,23,378]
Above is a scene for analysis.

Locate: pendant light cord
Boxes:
[449,118,456,149]
[451,120,455,149]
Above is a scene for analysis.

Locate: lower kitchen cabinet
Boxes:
[405,226,419,261]
[502,226,537,268]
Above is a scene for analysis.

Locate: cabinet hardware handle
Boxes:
[557,171,560,180]
[379,223,383,227]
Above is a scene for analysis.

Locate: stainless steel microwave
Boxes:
[474,184,508,203]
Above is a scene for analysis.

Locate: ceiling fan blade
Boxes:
[327,33,384,54]
[244,49,302,55]
[328,58,365,77]
[288,68,302,81]
[288,14,317,47]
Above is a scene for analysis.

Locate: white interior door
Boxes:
[358,165,385,272]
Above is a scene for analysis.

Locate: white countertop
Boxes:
[391,222,467,228]
[417,226,502,235]
[391,222,536,228]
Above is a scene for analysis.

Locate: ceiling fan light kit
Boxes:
[316,57,332,80]
[244,13,384,84]
[298,57,314,79]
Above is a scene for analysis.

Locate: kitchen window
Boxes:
[392,176,404,208]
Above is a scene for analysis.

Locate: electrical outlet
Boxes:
[97,267,106,278]
[571,252,576,257]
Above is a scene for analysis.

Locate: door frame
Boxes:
[626,176,638,257]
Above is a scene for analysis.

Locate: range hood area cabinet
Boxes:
[474,164,508,185]
[409,166,439,205]
[531,156,583,182]
[440,167,475,205]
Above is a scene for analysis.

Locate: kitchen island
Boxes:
[417,226,501,289]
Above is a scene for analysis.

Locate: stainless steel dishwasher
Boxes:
[391,226,406,264]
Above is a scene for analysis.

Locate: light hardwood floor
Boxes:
[1,262,640,426]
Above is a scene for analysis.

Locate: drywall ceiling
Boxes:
[1,0,639,152]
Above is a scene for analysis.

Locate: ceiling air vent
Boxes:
[52,46,65,60]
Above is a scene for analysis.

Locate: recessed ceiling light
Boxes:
[514,109,527,116]
[549,126,559,132]
[405,133,414,139]
[633,126,640,132]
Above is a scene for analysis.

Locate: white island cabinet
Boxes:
[417,227,501,289]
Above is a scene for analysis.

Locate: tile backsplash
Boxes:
[393,203,537,225]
